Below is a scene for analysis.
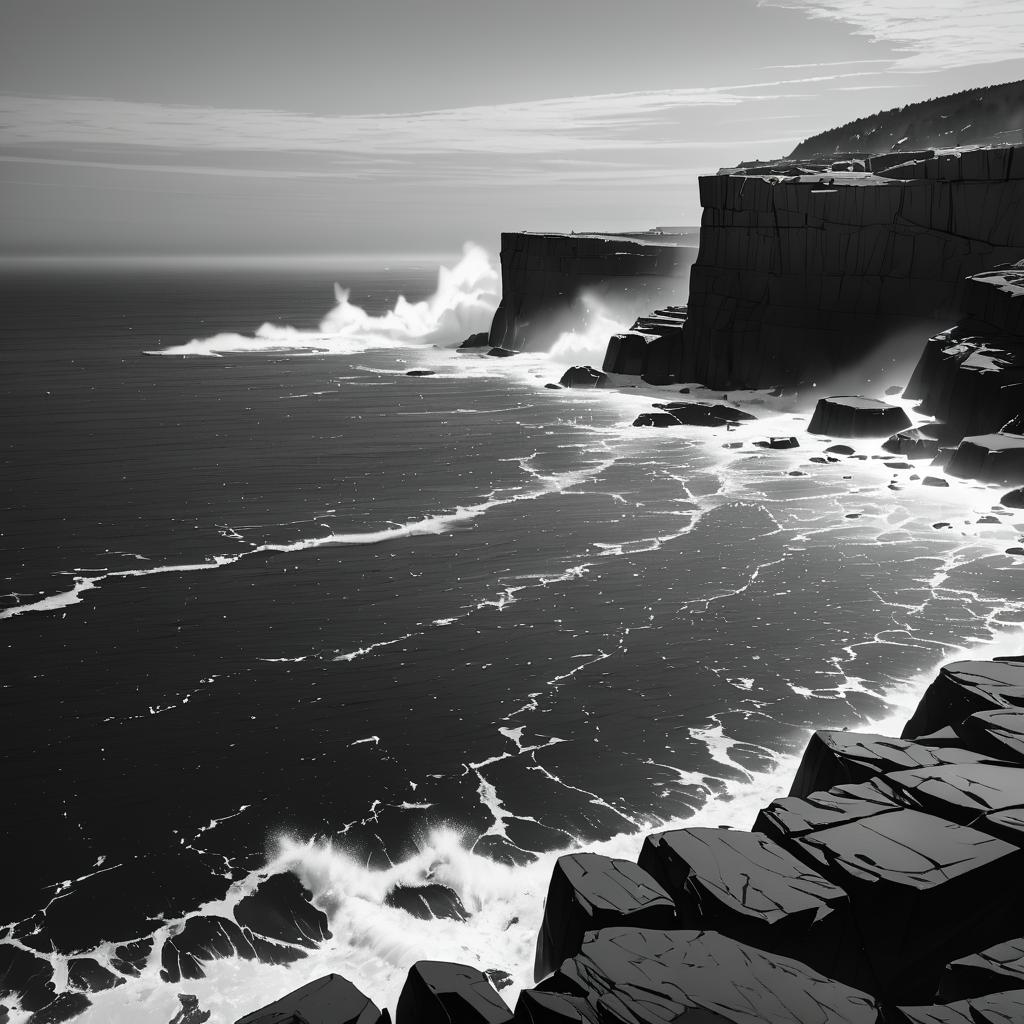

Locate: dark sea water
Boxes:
[3,252,1023,1022]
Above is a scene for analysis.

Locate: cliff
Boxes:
[231,654,1024,1024]
[603,145,1024,389]
[486,232,696,352]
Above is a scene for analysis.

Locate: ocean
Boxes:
[3,247,1023,1023]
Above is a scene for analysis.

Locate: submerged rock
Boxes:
[169,993,211,1024]
[236,973,386,1024]
[233,872,331,950]
[808,396,912,438]
[649,401,756,426]
[632,412,684,428]
[405,369,436,377]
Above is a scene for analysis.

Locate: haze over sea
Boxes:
[3,248,1024,1023]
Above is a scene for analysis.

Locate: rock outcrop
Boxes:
[236,974,387,1024]
[808,396,912,437]
[487,233,696,353]
[396,962,512,1024]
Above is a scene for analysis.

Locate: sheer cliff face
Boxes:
[678,146,1024,390]
[487,232,696,352]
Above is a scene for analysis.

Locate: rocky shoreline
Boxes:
[234,655,1024,1023]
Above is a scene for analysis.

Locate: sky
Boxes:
[1,0,1023,258]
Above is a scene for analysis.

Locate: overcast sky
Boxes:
[2,0,1023,257]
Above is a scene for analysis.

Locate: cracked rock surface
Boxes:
[235,973,386,1024]
[396,961,513,1024]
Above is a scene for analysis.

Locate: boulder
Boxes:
[788,731,991,799]
[544,383,563,390]
[792,809,1024,1001]
[826,444,856,455]
[488,347,517,358]
[170,994,211,1024]
[406,369,436,377]
[558,366,607,389]
[902,659,1024,738]
[533,853,675,981]
[754,436,800,449]
[1001,487,1024,508]
[396,962,512,1024]
[939,937,1024,1001]
[886,989,1024,1023]
[946,433,1024,484]
[564,928,880,1024]
[637,828,859,981]
[883,426,945,459]
[459,332,491,349]
[808,397,912,438]
[233,872,331,949]
[754,780,902,847]
[632,412,685,428]
[513,991,598,1023]
[235,973,386,1024]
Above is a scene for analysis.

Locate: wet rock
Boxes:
[755,780,902,847]
[754,436,800,449]
[887,989,1024,1023]
[385,883,469,922]
[882,426,945,459]
[67,957,125,992]
[405,369,436,377]
[923,476,949,487]
[459,332,490,349]
[110,937,153,976]
[793,809,1024,1001]
[160,915,257,982]
[558,366,607,388]
[534,853,675,981]
[882,763,1024,827]
[902,659,1024,738]
[1002,487,1024,508]
[808,396,912,438]
[0,944,56,1012]
[236,973,386,1024]
[632,412,685,428]
[939,936,1024,1001]
[169,993,211,1024]
[947,433,1024,484]
[565,927,879,1024]
[826,444,856,455]
[544,383,563,390]
[885,385,904,396]
[513,990,598,1023]
[650,401,756,426]
[23,992,92,1023]
[637,828,858,981]
[233,872,331,949]
[396,962,513,1024]
[788,730,991,799]
[488,347,517,358]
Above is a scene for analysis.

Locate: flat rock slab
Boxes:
[235,973,386,1024]
[534,853,675,981]
[809,396,912,438]
[902,660,1024,739]
[883,763,1024,826]
[788,731,991,799]
[940,937,1024,1001]
[636,828,857,980]
[956,709,1024,763]
[565,927,880,1024]
[755,780,902,845]
[793,809,1024,1001]
[887,989,1024,1023]
[650,401,756,426]
[396,962,513,1024]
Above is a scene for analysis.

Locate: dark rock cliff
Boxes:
[486,232,696,352]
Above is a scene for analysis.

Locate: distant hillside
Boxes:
[789,79,1024,159]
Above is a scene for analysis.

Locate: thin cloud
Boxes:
[760,0,1024,71]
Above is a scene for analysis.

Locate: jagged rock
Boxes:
[788,730,991,799]
[459,332,491,349]
[488,347,517,358]
[66,957,125,992]
[406,369,436,377]
[939,937,1024,1001]
[233,872,331,949]
[792,809,1024,1001]
[952,709,1024,763]
[649,401,755,426]
[559,366,608,388]
[755,780,902,846]
[808,397,912,438]
[883,426,945,458]
[881,763,1024,826]
[902,659,1024,738]
[1002,488,1024,508]
[396,962,512,1024]
[886,989,1024,1023]
[637,828,859,981]
[563,928,879,1024]
[513,990,598,1023]
[236,973,386,1024]
[385,883,469,922]
[632,412,685,428]
[946,433,1024,484]
[754,436,799,449]
[170,993,211,1024]
[533,853,675,981]
[160,915,257,982]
